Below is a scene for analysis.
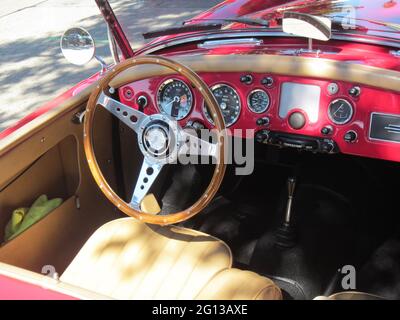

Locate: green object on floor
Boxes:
[3,195,63,242]
[4,208,28,241]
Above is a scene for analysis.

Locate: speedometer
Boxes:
[203,84,241,127]
[157,79,193,120]
[248,89,270,113]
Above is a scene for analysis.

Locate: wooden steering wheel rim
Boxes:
[84,55,226,225]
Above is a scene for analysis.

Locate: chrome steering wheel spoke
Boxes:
[129,158,164,209]
[97,91,148,133]
[178,130,218,159]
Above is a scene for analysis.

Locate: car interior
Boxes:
[1,21,400,300]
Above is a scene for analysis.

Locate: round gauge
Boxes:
[247,89,270,113]
[203,84,241,127]
[157,79,193,120]
[327,82,339,95]
[328,99,354,125]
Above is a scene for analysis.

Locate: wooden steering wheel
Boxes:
[84,55,226,225]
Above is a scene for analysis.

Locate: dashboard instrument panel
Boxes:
[119,72,400,163]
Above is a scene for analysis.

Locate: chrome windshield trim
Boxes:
[138,30,400,55]
[198,38,263,49]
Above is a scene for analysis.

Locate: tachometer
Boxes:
[203,84,241,127]
[328,99,353,125]
[248,89,270,113]
[157,79,193,120]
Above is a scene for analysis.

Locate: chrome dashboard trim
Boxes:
[198,38,263,49]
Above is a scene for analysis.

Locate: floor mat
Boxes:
[358,235,400,299]
[250,183,361,299]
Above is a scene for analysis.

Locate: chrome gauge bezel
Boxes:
[247,89,270,114]
[156,78,193,121]
[203,83,241,127]
[328,98,354,125]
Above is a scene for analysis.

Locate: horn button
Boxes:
[143,124,169,156]
[137,114,179,163]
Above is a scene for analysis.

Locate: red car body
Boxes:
[1,0,400,299]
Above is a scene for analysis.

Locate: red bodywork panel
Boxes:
[0,275,77,300]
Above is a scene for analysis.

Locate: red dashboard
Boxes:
[118,72,400,163]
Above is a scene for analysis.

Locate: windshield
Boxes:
[109,0,221,49]
[248,0,400,39]
[110,0,400,47]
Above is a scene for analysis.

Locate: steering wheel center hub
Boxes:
[143,124,169,155]
[137,114,179,163]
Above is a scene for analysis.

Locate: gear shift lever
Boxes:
[275,177,297,248]
[284,177,296,224]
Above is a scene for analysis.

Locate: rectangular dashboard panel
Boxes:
[370,113,400,143]
[279,82,321,123]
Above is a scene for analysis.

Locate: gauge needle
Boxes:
[164,96,180,109]
[333,103,344,116]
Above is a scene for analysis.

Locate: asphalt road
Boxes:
[0,0,220,132]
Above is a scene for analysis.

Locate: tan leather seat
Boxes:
[61,218,281,300]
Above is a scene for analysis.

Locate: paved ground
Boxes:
[0,0,220,131]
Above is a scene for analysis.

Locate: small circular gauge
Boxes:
[327,82,339,95]
[328,99,354,125]
[157,79,193,120]
[203,84,241,127]
[248,89,270,113]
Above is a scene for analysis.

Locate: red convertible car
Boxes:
[0,0,400,300]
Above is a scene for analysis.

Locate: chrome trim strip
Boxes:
[198,38,263,49]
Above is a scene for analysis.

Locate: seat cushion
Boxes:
[61,218,281,300]
[196,268,282,300]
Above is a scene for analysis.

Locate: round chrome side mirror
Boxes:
[60,27,95,65]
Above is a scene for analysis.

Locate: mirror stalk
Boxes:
[94,55,108,75]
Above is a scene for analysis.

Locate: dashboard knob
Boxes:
[256,117,270,126]
[137,95,148,111]
[240,74,253,85]
[261,76,274,87]
[255,130,269,144]
[321,126,333,135]
[321,141,335,153]
[288,112,306,130]
[349,86,361,98]
[344,130,357,143]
